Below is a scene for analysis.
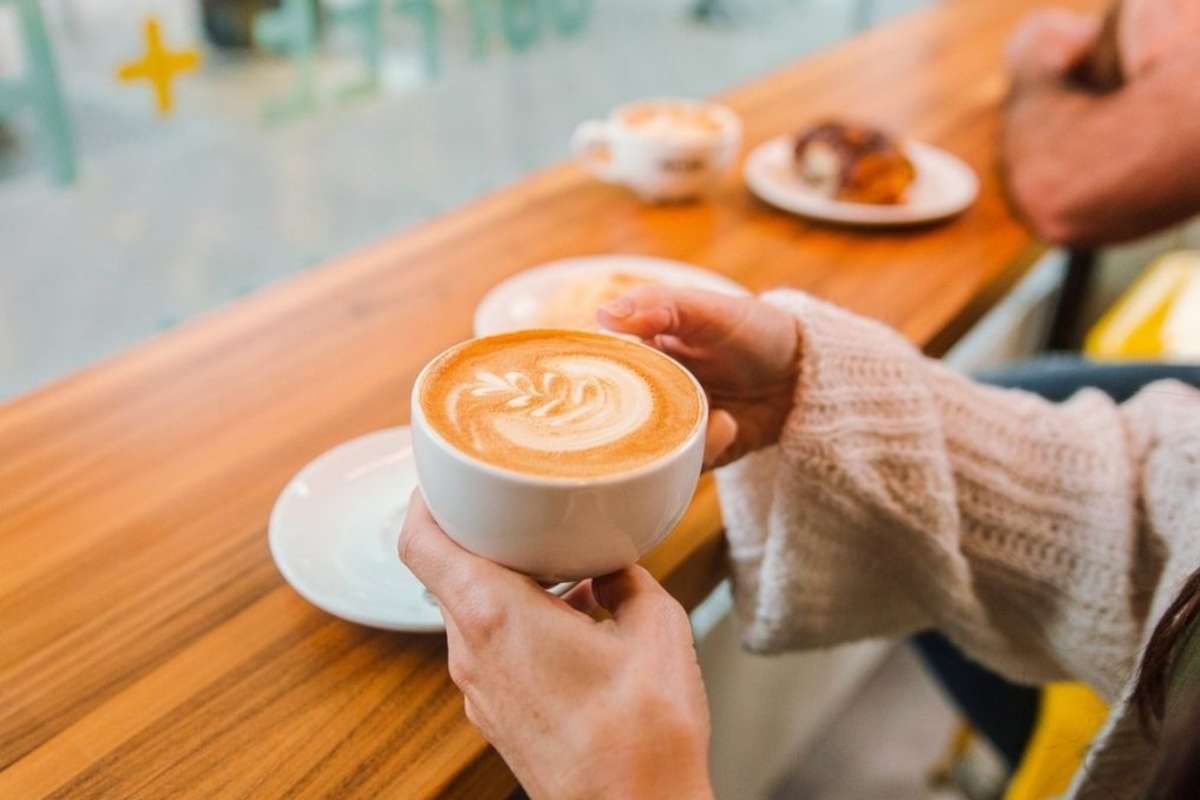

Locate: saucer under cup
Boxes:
[269,427,443,632]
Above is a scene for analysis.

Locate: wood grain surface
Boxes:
[0,1,1102,797]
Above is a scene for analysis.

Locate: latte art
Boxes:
[419,331,703,478]
[451,357,653,454]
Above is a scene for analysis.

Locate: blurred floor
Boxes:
[770,644,1004,800]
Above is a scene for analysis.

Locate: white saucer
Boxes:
[269,427,445,632]
[744,135,978,226]
[270,428,574,631]
[473,255,750,336]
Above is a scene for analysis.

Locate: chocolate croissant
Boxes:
[793,121,916,205]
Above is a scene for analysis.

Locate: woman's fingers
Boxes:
[598,286,748,344]
[592,566,690,642]
[703,409,738,468]
[600,287,801,394]
[398,491,539,623]
[561,580,599,615]
[651,333,708,363]
[398,490,484,597]
[707,400,794,468]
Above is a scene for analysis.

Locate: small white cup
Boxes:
[410,337,708,581]
[571,98,742,203]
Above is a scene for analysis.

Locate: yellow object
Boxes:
[1085,251,1200,359]
[1004,683,1109,800]
[928,722,975,788]
[116,18,201,116]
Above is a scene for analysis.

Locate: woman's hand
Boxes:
[598,286,799,468]
[399,492,714,800]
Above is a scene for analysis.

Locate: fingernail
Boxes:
[600,297,634,318]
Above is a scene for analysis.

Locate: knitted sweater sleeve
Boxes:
[715,290,1200,699]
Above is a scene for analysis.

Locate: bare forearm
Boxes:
[1003,54,1200,245]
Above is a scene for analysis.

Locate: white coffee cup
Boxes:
[571,98,742,203]
[410,336,708,581]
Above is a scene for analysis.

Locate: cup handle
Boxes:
[571,120,621,182]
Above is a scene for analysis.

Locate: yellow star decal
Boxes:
[116,17,201,116]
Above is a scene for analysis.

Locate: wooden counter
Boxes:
[0,0,1102,796]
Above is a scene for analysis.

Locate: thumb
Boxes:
[597,285,751,344]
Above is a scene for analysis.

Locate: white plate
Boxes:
[269,428,570,631]
[744,135,978,226]
[473,255,749,337]
[270,428,443,631]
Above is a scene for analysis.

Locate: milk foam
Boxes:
[623,104,723,141]
[446,356,653,454]
[421,330,701,478]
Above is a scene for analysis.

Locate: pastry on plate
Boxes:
[538,271,658,330]
[793,120,916,205]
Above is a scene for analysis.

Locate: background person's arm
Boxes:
[1002,47,1200,246]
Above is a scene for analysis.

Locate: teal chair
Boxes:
[253,0,320,119]
[0,0,76,183]
[254,0,385,119]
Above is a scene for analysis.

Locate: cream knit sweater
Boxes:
[715,291,1200,799]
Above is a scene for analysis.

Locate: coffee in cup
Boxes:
[621,103,726,139]
[411,330,707,579]
[571,98,741,203]
[420,329,699,478]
